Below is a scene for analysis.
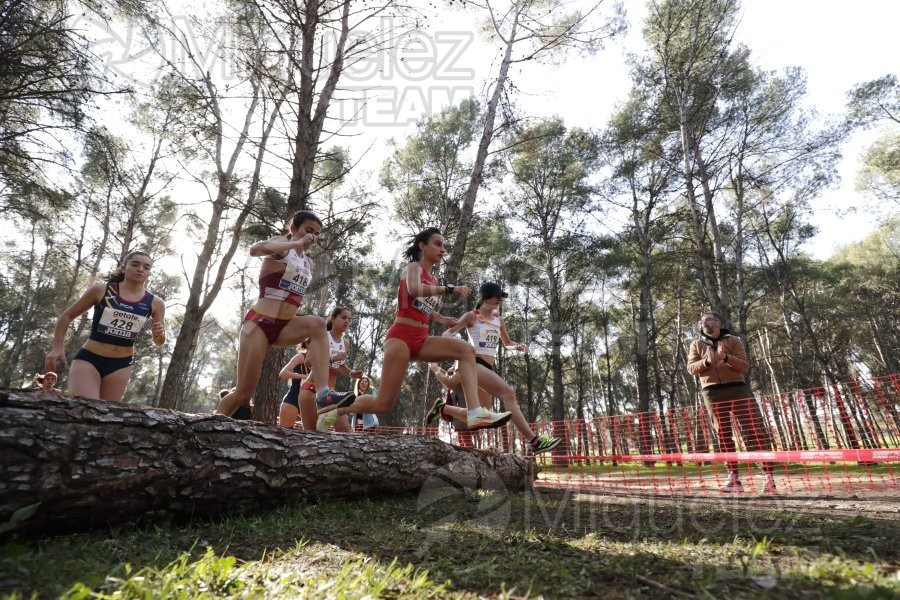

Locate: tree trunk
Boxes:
[635,260,652,457]
[254,347,286,423]
[160,307,203,411]
[522,291,537,421]
[66,191,112,355]
[0,227,37,385]
[546,264,568,466]
[444,6,519,285]
[158,81,278,410]
[0,390,534,536]
[118,134,164,262]
[286,0,351,214]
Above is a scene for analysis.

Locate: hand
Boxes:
[45,348,66,373]
[716,345,727,360]
[451,285,470,298]
[151,318,165,338]
[516,343,529,354]
[350,369,363,379]
[295,232,318,251]
[331,352,347,362]
[440,315,459,328]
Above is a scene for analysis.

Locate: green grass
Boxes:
[56,549,450,600]
[2,490,899,598]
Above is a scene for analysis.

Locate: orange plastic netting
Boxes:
[344,373,900,497]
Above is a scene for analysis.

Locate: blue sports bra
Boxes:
[88,282,154,347]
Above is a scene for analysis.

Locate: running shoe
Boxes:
[424,398,446,425]
[316,390,355,415]
[316,411,339,432]
[720,472,744,493]
[466,407,512,429]
[530,434,562,454]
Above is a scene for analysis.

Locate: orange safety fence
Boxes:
[343,373,900,497]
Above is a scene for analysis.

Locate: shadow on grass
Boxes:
[2,484,899,598]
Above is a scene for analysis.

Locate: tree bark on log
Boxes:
[0,390,535,536]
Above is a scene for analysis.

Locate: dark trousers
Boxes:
[702,383,773,475]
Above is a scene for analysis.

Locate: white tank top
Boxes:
[467,311,501,358]
[328,333,346,370]
[260,248,313,305]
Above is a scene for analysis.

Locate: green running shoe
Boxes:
[530,434,562,454]
[425,397,446,425]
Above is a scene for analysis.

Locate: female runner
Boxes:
[318,228,510,429]
[33,371,62,394]
[428,282,561,454]
[291,306,362,431]
[45,251,166,401]
[215,211,352,418]
[277,340,309,427]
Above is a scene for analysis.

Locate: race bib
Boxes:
[279,258,311,296]
[412,295,441,316]
[479,327,500,349]
[97,307,148,341]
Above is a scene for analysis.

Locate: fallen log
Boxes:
[0,389,534,535]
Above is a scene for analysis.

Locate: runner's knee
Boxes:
[453,344,476,360]
[498,386,517,408]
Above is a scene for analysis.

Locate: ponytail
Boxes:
[403,227,441,262]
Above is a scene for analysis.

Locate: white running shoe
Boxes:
[720,473,744,493]
[466,407,512,429]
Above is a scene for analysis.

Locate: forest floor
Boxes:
[2,481,899,599]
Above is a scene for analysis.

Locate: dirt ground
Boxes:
[535,471,900,519]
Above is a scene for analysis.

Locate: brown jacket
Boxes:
[687,333,749,389]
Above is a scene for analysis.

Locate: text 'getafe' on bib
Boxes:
[97,307,148,341]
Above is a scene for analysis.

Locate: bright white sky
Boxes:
[44,0,897,388]
[69,0,899,278]
[336,0,900,259]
